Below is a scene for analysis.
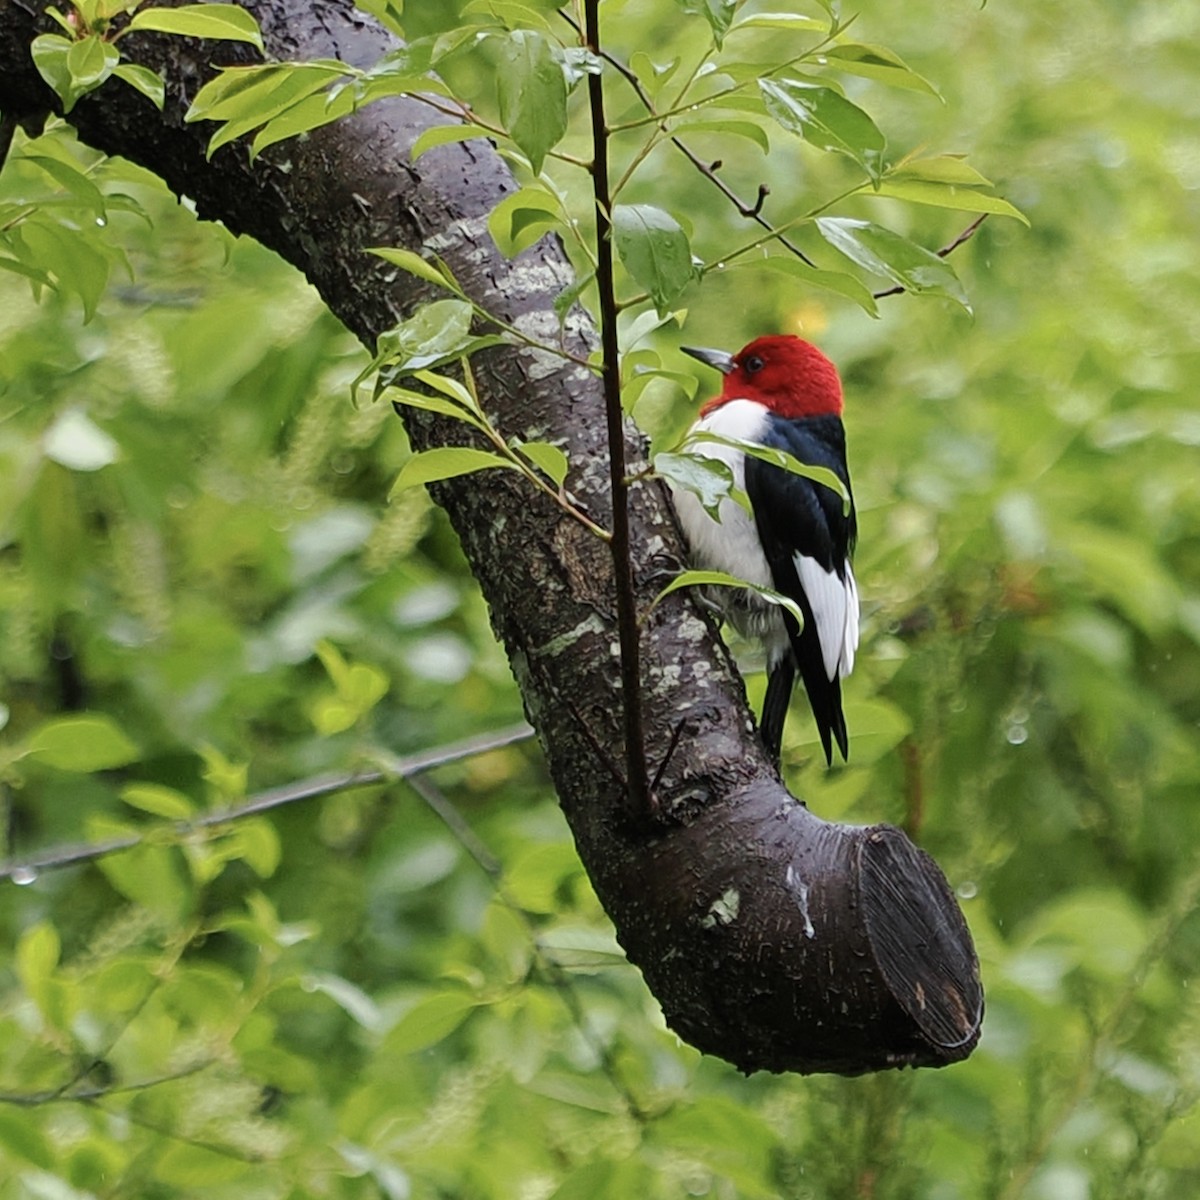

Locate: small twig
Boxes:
[0,723,535,882]
[406,773,503,880]
[583,0,651,816]
[872,214,988,299]
[558,10,819,268]
[747,182,770,218]
[649,719,686,797]
[0,1058,216,1108]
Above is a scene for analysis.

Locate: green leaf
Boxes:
[652,451,739,521]
[27,714,139,771]
[248,87,359,154]
[15,920,66,1031]
[66,33,119,92]
[673,118,770,154]
[613,204,696,316]
[687,430,853,513]
[154,1143,251,1188]
[495,30,568,173]
[677,0,737,47]
[874,179,1028,224]
[356,0,406,35]
[367,247,464,295]
[516,440,569,486]
[377,298,476,374]
[113,62,166,109]
[314,639,389,729]
[629,372,698,454]
[730,11,828,34]
[385,992,477,1053]
[89,818,190,920]
[760,78,886,182]
[836,697,913,763]
[553,268,595,325]
[31,33,119,113]
[24,154,107,218]
[0,254,55,289]
[126,4,265,51]
[186,63,345,125]
[505,842,582,914]
[391,447,519,493]
[232,817,282,878]
[730,255,879,317]
[29,35,74,110]
[482,901,531,982]
[824,42,940,97]
[536,924,628,969]
[630,51,682,101]
[0,1110,54,1172]
[411,122,492,161]
[487,186,564,258]
[463,0,557,34]
[816,217,972,312]
[200,745,248,804]
[16,922,60,1001]
[121,783,195,820]
[385,386,485,428]
[19,217,111,321]
[890,154,994,186]
[652,569,807,629]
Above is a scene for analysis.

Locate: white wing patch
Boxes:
[794,555,859,681]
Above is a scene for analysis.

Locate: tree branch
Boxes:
[0,0,982,1076]
[0,723,534,881]
[583,0,650,816]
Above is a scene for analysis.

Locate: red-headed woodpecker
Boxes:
[672,335,859,765]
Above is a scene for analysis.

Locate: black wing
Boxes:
[745,416,856,764]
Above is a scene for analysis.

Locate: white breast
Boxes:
[669,399,774,591]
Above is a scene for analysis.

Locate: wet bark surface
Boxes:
[0,0,982,1074]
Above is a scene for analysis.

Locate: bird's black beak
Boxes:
[681,345,736,375]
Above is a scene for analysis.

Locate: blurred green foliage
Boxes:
[1,0,1200,1197]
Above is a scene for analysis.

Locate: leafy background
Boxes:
[2,0,1200,1197]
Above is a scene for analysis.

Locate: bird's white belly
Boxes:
[670,400,774,588]
[668,400,788,658]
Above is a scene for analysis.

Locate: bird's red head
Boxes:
[686,335,844,420]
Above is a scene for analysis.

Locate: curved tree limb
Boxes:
[0,0,982,1075]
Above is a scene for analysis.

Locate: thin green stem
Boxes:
[411,94,592,168]
[467,378,612,542]
[701,180,870,271]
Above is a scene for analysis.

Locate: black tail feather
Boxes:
[760,658,795,762]
[777,605,850,766]
[760,654,849,767]
[794,655,847,767]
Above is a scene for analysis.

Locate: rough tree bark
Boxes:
[0,0,983,1074]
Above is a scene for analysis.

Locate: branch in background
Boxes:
[583,0,650,816]
[0,723,534,881]
[560,10,819,268]
[872,214,988,299]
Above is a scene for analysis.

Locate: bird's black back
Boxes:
[745,415,856,763]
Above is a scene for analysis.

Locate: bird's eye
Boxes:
[744,355,764,373]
